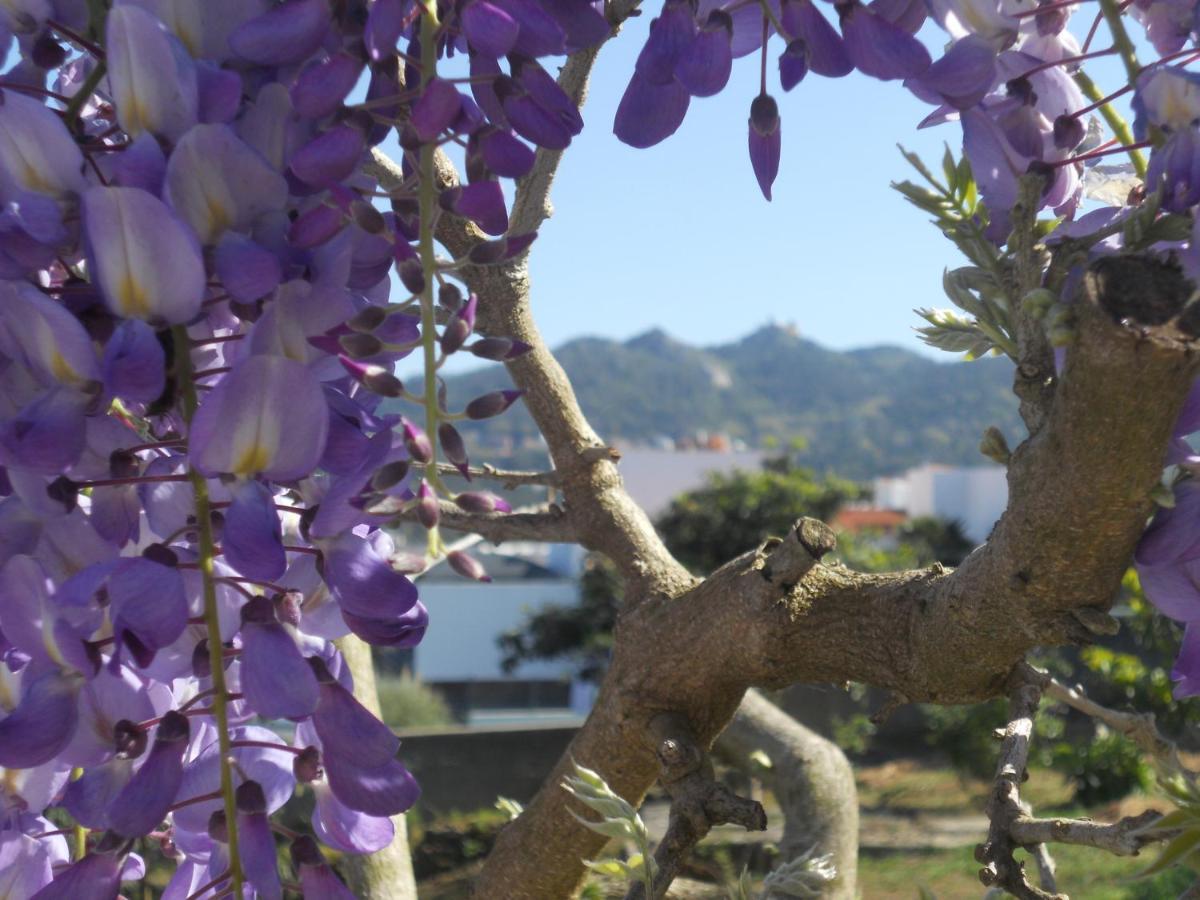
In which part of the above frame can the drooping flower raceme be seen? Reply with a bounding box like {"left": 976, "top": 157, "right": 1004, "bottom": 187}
{"left": 0, "top": 0, "right": 565, "bottom": 893}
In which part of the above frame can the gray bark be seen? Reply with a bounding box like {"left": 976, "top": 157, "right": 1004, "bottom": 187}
{"left": 717, "top": 690, "right": 858, "bottom": 899}
{"left": 336, "top": 635, "right": 419, "bottom": 900}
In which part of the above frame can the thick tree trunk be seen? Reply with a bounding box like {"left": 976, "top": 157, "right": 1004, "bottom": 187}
{"left": 336, "top": 635, "right": 419, "bottom": 900}
{"left": 717, "top": 690, "right": 858, "bottom": 899}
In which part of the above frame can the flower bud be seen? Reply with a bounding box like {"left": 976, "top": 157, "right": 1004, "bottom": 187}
{"left": 468, "top": 337, "right": 533, "bottom": 361}
{"left": 401, "top": 418, "right": 433, "bottom": 463}
{"left": 1021, "top": 287, "right": 1057, "bottom": 319}
{"left": 448, "top": 550, "right": 491, "bottom": 582}
{"left": 440, "top": 293, "right": 479, "bottom": 355}
{"left": 1052, "top": 114, "right": 1084, "bottom": 150}
{"left": 293, "top": 746, "right": 323, "bottom": 783}
{"left": 348, "top": 305, "right": 389, "bottom": 332}
{"left": 454, "top": 491, "right": 512, "bottom": 514}
{"left": 339, "top": 356, "right": 404, "bottom": 396}
{"left": 371, "top": 460, "right": 411, "bottom": 491}
{"left": 416, "top": 481, "right": 440, "bottom": 529}
{"left": 465, "top": 389, "right": 524, "bottom": 420}
{"left": 192, "top": 638, "right": 211, "bottom": 678}
{"left": 439, "top": 283, "right": 464, "bottom": 312}
{"left": 339, "top": 332, "right": 384, "bottom": 359}
{"left": 438, "top": 423, "right": 470, "bottom": 479}
{"left": 398, "top": 258, "right": 426, "bottom": 295}
{"left": 113, "top": 720, "right": 148, "bottom": 760}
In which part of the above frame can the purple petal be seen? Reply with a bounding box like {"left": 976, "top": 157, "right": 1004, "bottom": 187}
{"left": 294, "top": 837, "right": 356, "bottom": 897}
{"left": 323, "top": 532, "right": 420, "bottom": 619}
{"left": 197, "top": 61, "right": 243, "bottom": 124}
{"left": 0, "top": 89, "right": 86, "bottom": 198}
{"left": 366, "top": 0, "right": 406, "bottom": 61}
{"left": 106, "top": 5, "right": 198, "bottom": 140}
{"left": 289, "top": 124, "right": 365, "bottom": 188}
{"left": 614, "top": 70, "right": 690, "bottom": 148}
{"left": 411, "top": 78, "right": 463, "bottom": 143}
{"left": 1137, "top": 481, "right": 1200, "bottom": 566}
{"left": 778, "top": 40, "right": 808, "bottom": 91}
{"left": 222, "top": 481, "right": 286, "bottom": 582}
{"left": 839, "top": 1, "right": 931, "bottom": 80}
{"left": 446, "top": 181, "right": 509, "bottom": 236}
{"left": 108, "top": 557, "right": 189, "bottom": 667}
{"left": 108, "top": 710, "right": 189, "bottom": 837}
{"left": 312, "top": 782, "right": 394, "bottom": 853}
{"left": 62, "top": 757, "right": 134, "bottom": 829}
{"left": 478, "top": 128, "right": 536, "bottom": 178}
{"left": 636, "top": 0, "right": 696, "bottom": 84}
{"left": 0, "top": 389, "right": 88, "bottom": 475}
{"left": 102, "top": 319, "right": 165, "bottom": 405}
{"left": 541, "top": 0, "right": 610, "bottom": 51}
{"left": 189, "top": 354, "right": 330, "bottom": 482}
{"left": 0, "top": 669, "right": 79, "bottom": 768}
{"left": 324, "top": 751, "right": 420, "bottom": 817}
{"left": 508, "top": 0, "right": 567, "bottom": 56}
{"left": 462, "top": 1, "right": 520, "bottom": 57}
{"left": 675, "top": 14, "right": 732, "bottom": 97}
{"left": 239, "top": 596, "right": 320, "bottom": 720}
{"left": 166, "top": 123, "right": 289, "bottom": 245}
{"left": 214, "top": 233, "right": 283, "bottom": 303}
{"left": 311, "top": 659, "right": 400, "bottom": 768}
{"left": 291, "top": 53, "right": 363, "bottom": 119}
{"left": 1138, "top": 557, "right": 1200, "bottom": 623}
{"left": 237, "top": 782, "right": 282, "bottom": 900}
{"left": 29, "top": 851, "right": 122, "bottom": 900}
{"left": 342, "top": 601, "right": 428, "bottom": 648}
{"left": 110, "top": 133, "right": 166, "bottom": 194}
{"left": 173, "top": 726, "right": 297, "bottom": 834}
{"left": 229, "top": 0, "right": 330, "bottom": 66}
{"left": 906, "top": 34, "right": 996, "bottom": 109}
{"left": 82, "top": 186, "right": 206, "bottom": 324}
{"left": 1175, "top": 620, "right": 1200, "bottom": 697}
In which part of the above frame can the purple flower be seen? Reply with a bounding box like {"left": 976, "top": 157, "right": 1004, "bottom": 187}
{"left": 780, "top": 0, "right": 852, "bottom": 77}
{"left": 748, "top": 93, "right": 781, "bottom": 201}
{"left": 463, "top": 2, "right": 521, "bottom": 57}
{"left": 290, "top": 124, "right": 367, "bottom": 188}
{"left": 464, "top": 389, "right": 524, "bottom": 420}
{"left": 906, "top": 34, "right": 996, "bottom": 110}
{"left": 165, "top": 124, "right": 289, "bottom": 245}
{"left": 614, "top": 71, "right": 690, "bottom": 149}
{"left": 838, "top": 0, "right": 931, "bottom": 80}
{"left": 676, "top": 11, "right": 733, "bottom": 97}
{"left": 292, "top": 834, "right": 357, "bottom": 897}
{"left": 0, "top": 669, "right": 80, "bottom": 768}
{"left": 109, "top": 556, "right": 190, "bottom": 668}
{"left": 81, "top": 186, "right": 206, "bottom": 325}
{"left": 29, "top": 844, "right": 124, "bottom": 900}
{"left": 107, "top": 710, "right": 189, "bottom": 837}
{"left": 102, "top": 320, "right": 165, "bottom": 405}
{"left": 438, "top": 423, "right": 471, "bottom": 479}
{"left": 311, "top": 782, "right": 395, "bottom": 853}
{"left": 292, "top": 53, "right": 364, "bottom": 120}
{"left": 0, "top": 89, "right": 86, "bottom": 199}
{"left": 229, "top": 0, "right": 331, "bottom": 66}
{"left": 189, "top": 354, "right": 330, "bottom": 481}
{"left": 222, "top": 481, "right": 286, "bottom": 582}
{"left": 237, "top": 780, "right": 283, "bottom": 900}
{"left": 106, "top": 5, "right": 198, "bottom": 141}
{"left": 214, "top": 233, "right": 283, "bottom": 303}
{"left": 239, "top": 595, "right": 320, "bottom": 720}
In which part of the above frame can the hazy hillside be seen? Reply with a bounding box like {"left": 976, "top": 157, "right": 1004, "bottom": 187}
{"left": 408, "top": 325, "right": 1023, "bottom": 480}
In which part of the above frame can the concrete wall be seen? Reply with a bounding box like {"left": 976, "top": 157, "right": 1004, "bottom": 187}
{"left": 414, "top": 580, "right": 580, "bottom": 682}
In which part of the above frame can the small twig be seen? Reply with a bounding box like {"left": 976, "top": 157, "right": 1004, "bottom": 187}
{"left": 1022, "top": 663, "right": 1187, "bottom": 773}
{"left": 434, "top": 461, "right": 561, "bottom": 488}
{"left": 1009, "top": 811, "right": 1164, "bottom": 856}
{"left": 624, "top": 713, "right": 767, "bottom": 900}
{"left": 977, "top": 669, "right": 1064, "bottom": 900}
{"left": 380, "top": 500, "right": 576, "bottom": 543}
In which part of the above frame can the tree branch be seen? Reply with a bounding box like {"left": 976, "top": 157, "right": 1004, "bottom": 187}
{"left": 381, "top": 500, "right": 577, "bottom": 543}
{"left": 1009, "top": 811, "right": 1164, "bottom": 857}
{"left": 473, "top": 256, "right": 1200, "bottom": 897}
{"left": 623, "top": 713, "right": 766, "bottom": 900}
{"left": 433, "top": 461, "right": 561, "bottom": 488}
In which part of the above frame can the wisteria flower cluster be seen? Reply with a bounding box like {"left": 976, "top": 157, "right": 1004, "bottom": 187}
{"left": 0, "top": 0, "right": 588, "bottom": 894}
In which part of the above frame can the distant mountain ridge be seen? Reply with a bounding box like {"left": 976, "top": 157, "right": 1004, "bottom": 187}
{"left": 424, "top": 324, "right": 1023, "bottom": 480}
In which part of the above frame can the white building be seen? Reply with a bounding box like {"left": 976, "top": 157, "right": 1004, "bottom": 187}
{"left": 874, "top": 463, "right": 1007, "bottom": 544}
{"left": 614, "top": 448, "right": 767, "bottom": 519}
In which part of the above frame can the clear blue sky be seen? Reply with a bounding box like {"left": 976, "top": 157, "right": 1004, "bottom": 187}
{"left": 381, "top": 13, "right": 1138, "bottom": 365}
{"left": 528, "top": 15, "right": 957, "bottom": 356}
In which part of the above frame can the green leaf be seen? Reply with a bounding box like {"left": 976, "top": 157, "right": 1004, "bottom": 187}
{"left": 942, "top": 145, "right": 958, "bottom": 193}
{"left": 1135, "top": 827, "right": 1200, "bottom": 879}
{"left": 1135, "top": 808, "right": 1200, "bottom": 835}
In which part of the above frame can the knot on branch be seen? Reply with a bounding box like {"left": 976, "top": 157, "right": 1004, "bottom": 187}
{"left": 758, "top": 518, "right": 835, "bottom": 591}
{"left": 1088, "top": 256, "right": 1196, "bottom": 332}
{"left": 627, "top": 714, "right": 766, "bottom": 900}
